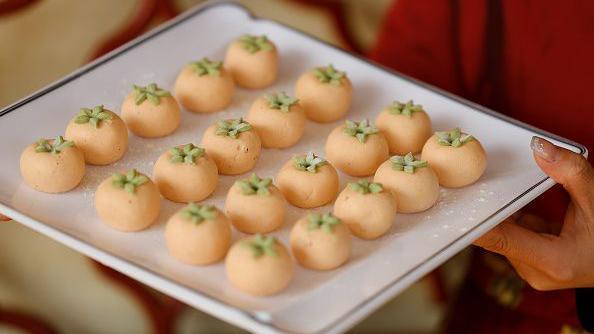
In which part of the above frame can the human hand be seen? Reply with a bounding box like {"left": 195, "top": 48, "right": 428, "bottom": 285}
{"left": 0, "top": 214, "right": 10, "bottom": 221}
{"left": 474, "top": 136, "right": 594, "bottom": 290}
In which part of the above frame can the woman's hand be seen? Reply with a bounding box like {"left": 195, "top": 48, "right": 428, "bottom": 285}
{"left": 474, "top": 136, "right": 594, "bottom": 290}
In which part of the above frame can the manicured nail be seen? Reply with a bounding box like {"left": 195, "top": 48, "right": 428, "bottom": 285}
{"left": 530, "top": 136, "right": 558, "bottom": 162}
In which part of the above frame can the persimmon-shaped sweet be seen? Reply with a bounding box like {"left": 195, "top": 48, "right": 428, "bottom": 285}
{"left": 421, "top": 128, "right": 487, "bottom": 188}
{"left": 153, "top": 144, "right": 218, "bottom": 203}
{"left": 65, "top": 105, "right": 128, "bottom": 165}
{"left": 174, "top": 58, "right": 235, "bottom": 113}
{"left": 20, "top": 136, "right": 85, "bottom": 193}
{"left": 224, "top": 34, "right": 278, "bottom": 89}
{"left": 225, "top": 234, "right": 293, "bottom": 296}
{"left": 121, "top": 83, "right": 180, "bottom": 138}
{"left": 325, "top": 120, "right": 389, "bottom": 176}
{"left": 375, "top": 100, "right": 433, "bottom": 154}
{"left": 276, "top": 152, "right": 339, "bottom": 208}
{"left": 295, "top": 64, "right": 352, "bottom": 123}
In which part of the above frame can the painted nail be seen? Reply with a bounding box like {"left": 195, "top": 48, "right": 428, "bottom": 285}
{"left": 530, "top": 136, "right": 558, "bottom": 162}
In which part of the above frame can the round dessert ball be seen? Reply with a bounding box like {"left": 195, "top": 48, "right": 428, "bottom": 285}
{"left": 276, "top": 152, "right": 339, "bottom": 208}
{"left": 174, "top": 58, "right": 235, "bottom": 113}
{"left": 95, "top": 169, "right": 161, "bottom": 232}
{"left": 201, "top": 118, "right": 261, "bottom": 175}
{"left": 290, "top": 212, "right": 351, "bottom": 270}
{"left": 65, "top": 105, "right": 128, "bottom": 165}
{"left": 421, "top": 128, "right": 487, "bottom": 188}
{"left": 375, "top": 100, "right": 433, "bottom": 155}
{"left": 165, "top": 203, "right": 231, "bottom": 265}
{"left": 225, "top": 234, "right": 293, "bottom": 296}
{"left": 153, "top": 144, "right": 218, "bottom": 203}
{"left": 245, "top": 92, "right": 306, "bottom": 148}
{"left": 325, "top": 120, "right": 389, "bottom": 176}
{"left": 295, "top": 64, "right": 352, "bottom": 123}
{"left": 224, "top": 174, "right": 286, "bottom": 234}
{"left": 121, "top": 83, "right": 180, "bottom": 138}
{"left": 333, "top": 180, "right": 396, "bottom": 240}
{"left": 224, "top": 34, "right": 278, "bottom": 89}
{"left": 19, "top": 136, "right": 85, "bottom": 193}
{"left": 374, "top": 153, "right": 440, "bottom": 213}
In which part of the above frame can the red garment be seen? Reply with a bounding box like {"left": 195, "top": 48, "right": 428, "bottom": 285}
{"left": 370, "top": 0, "right": 594, "bottom": 333}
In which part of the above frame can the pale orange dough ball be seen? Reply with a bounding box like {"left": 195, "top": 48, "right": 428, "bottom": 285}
{"left": 325, "top": 121, "right": 389, "bottom": 176}
{"left": 290, "top": 213, "right": 351, "bottom": 270}
{"left": 333, "top": 181, "right": 396, "bottom": 240}
{"left": 225, "top": 235, "right": 293, "bottom": 296}
{"left": 375, "top": 102, "right": 433, "bottom": 155}
{"left": 19, "top": 137, "right": 85, "bottom": 193}
{"left": 276, "top": 153, "right": 339, "bottom": 208}
{"left": 421, "top": 130, "right": 487, "bottom": 188}
{"left": 224, "top": 35, "right": 278, "bottom": 89}
{"left": 224, "top": 174, "right": 286, "bottom": 234}
{"left": 245, "top": 94, "right": 306, "bottom": 148}
{"left": 95, "top": 170, "right": 161, "bottom": 232}
{"left": 174, "top": 58, "right": 235, "bottom": 113}
{"left": 201, "top": 119, "right": 261, "bottom": 175}
{"left": 165, "top": 204, "right": 231, "bottom": 265}
{"left": 152, "top": 144, "right": 218, "bottom": 203}
{"left": 65, "top": 107, "right": 128, "bottom": 165}
{"left": 295, "top": 65, "right": 352, "bottom": 123}
{"left": 121, "top": 84, "right": 180, "bottom": 138}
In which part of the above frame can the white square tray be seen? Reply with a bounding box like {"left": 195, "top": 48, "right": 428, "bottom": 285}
{"left": 0, "top": 2, "right": 587, "bottom": 333}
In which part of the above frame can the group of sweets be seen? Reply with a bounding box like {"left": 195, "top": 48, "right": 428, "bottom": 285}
{"left": 18, "top": 34, "right": 487, "bottom": 296}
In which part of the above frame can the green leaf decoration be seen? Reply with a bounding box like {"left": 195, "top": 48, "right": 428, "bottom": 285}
{"left": 343, "top": 119, "right": 379, "bottom": 143}
{"left": 435, "top": 127, "right": 474, "bottom": 147}
{"left": 133, "top": 83, "right": 171, "bottom": 106}
{"left": 236, "top": 173, "right": 272, "bottom": 196}
{"left": 388, "top": 100, "right": 423, "bottom": 117}
{"left": 390, "top": 152, "right": 428, "bottom": 174}
{"left": 293, "top": 152, "right": 327, "bottom": 173}
{"left": 34, "top": 136, "right": 74, "bottom": 155}
{"left": 265, "top": 92, "right": 299, "bottom": 113}
{"left": 111, "top": 169, "right": 148, "bottom": 194}
{"left": 308, "top": 212, "right": 342, "bottom": 234}
{"left": 348, "top": 179, "right": 383, "bottom": 194}
{"left": 74, "top": 105, "right": 112, "bottom": 129}
{"left": 169, "top": 143, "right": 205, "bottom": 165}
{"left": 239, "top": 34, "right": 273, "bottom": 54}
{"left": 244, "top": 234, "right": 277, "bottom": 258}
{"left": 179, "top": 203, "right": 218, "bottom": 224}
{"left": 313, "top": 64, "right": 345, "bottom": 86}
{"left": 189, "top": 58, "right": 222, "bottom": 76}
{"left": 215, "top": 118, "right": 252, "bottom": 139}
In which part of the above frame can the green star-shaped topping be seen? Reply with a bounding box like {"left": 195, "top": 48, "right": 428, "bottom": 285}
{"left": 265, "top": 92, "right": 299, "bottom": 113}
{"left": 179, "top": 203, "right": 218, "bottom": 224}
{"left": 293, "top": 152, "right": 327, "bottom": 173}
{"left": 343, "top": 119, "right": 379, "bottom": 143}
{"left": 239, "top": 34, "right": 273, "bottom": 54}
{"left": 169, "top": 143, "right": 205, "bottom": 165}
{"left": 133, "top": 83, "right": 171, "bottom": 106}
{"left": 111, "top": 169, "right": 148, "bottom": 194}
{"left": 308, "top": 212, "right": 342, "bottom": 234}
{"left": 74, "top": 105, "right": 112, "bottom": 129}
{"left": 388, "top": 100, "right": 423, "bottom": 117}
{"left": 34, "top": 136, "right": 74, "bottom": 154}
{"left": 236, "top": 174, "right": 272, "bottom": 196}
{"left": 313, "top": 64, "right": 345, "bottom": 86}
{"left": 435, "top": 128, "right": 474, "bottom": 147}
{"left": 189, "top": 58, "right": 222, "bottom": 76}
{"left": 244, "top": 234, "right": 277, "bottom": 258}
{"left": 348, "top": 179, "right": 383, "bottom": 194}
{"left": 215, "top": 118, "right": 252, "bottom": 139}
{"left": 390, "top": 152, "right": 428, "bottom": 174}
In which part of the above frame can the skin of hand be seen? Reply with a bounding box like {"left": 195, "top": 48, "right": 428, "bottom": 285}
{"left": 474, "top": 136, "right": 594, "bottom": 290}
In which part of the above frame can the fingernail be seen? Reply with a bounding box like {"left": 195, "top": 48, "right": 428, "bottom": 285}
{"left": 530, "top": 136, "right": 558, "bottom": 162}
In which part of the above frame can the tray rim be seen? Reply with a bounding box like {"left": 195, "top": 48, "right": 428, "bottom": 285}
{"left": 0, "top": 1, "right": 588, "bottom": 334}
